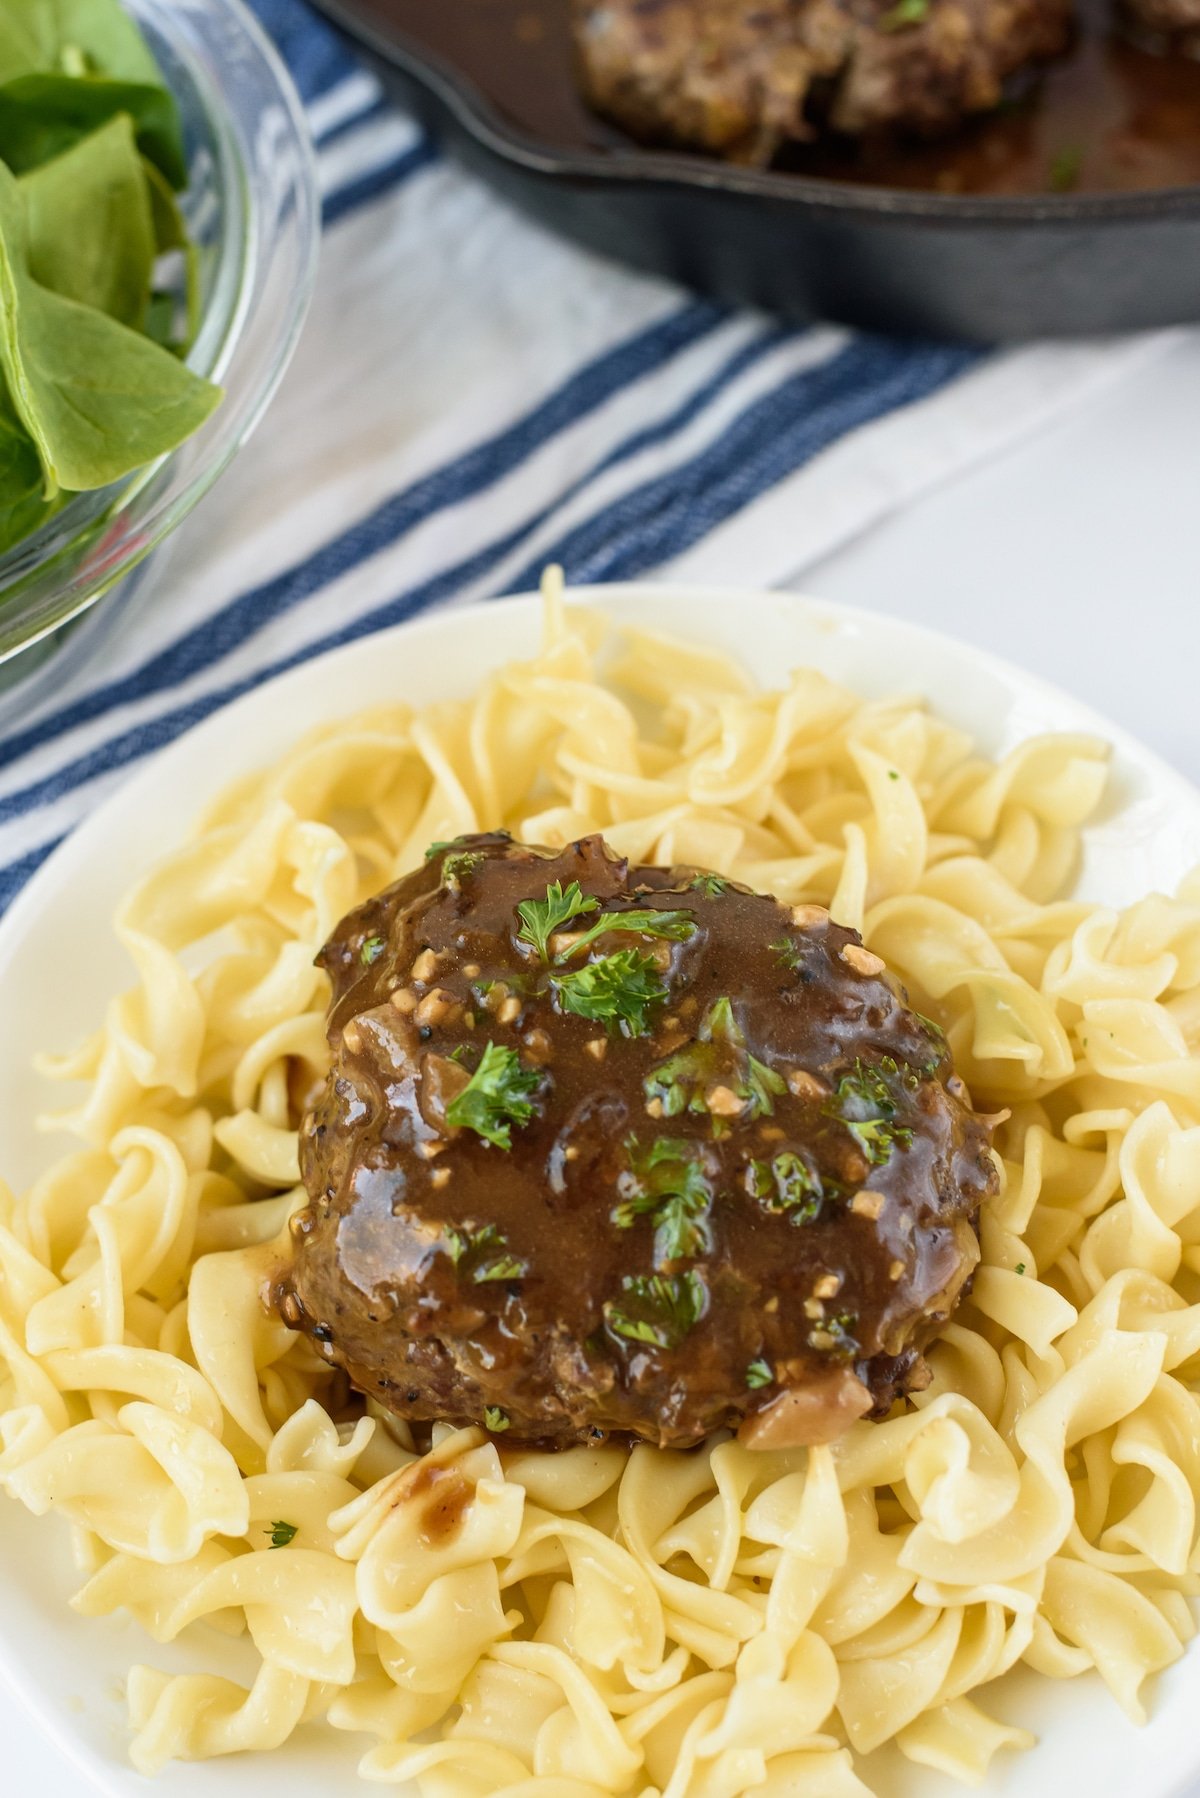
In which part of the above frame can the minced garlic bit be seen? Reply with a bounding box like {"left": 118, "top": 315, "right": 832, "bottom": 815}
{"left": 391, "top": 987, "right": 418, "bottom": 1013}
{"left": 410, "top": 948, "right": 440, "bottom": 984}
{"left": 786, "top": 1067, "right": 827, "bottom": 1101}
{"left": 813, "top": 1273, "right": 842, "bottom": 1299}
{"left": 497, "top": 995, "right": 522, "bottom": 1025}
{"left": 791, "top": 903, "right": 829, "bottom": 928}
{"left": 585, "top": 1038, "right": 608, "bottom": 1062}
{"left": 707, "top": 1084, "right": 744, "bottom": 1118}
{"left": 342, "top": 1021, "right": 364, "bottom": 1055}
{"left": 804, "top": 1297, "right": 825, "bottom": 1320}
{"left": 840, "top": 944, "right": 886, "bottom": 977}
{"left": 430, "top": 1166, "right": 451, "bottom": 1190}
{"left": 888, "top": 1259, "right": 905, "bottom": 1281}
{"left": 851, "top": 1190, "right": 885, "bottom": 1220}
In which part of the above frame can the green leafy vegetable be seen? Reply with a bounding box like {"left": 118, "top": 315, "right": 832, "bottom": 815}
{"left": 559, "top": 904, "right": 696, "bottom": 961}
{"left": 551, "top": 948, "right": 667, "bottom": 1038}
{"left": 745, "top": 1358, "right": 773, "bottom": 1389}
{"left": 483, "top": 1406, "right": 510, "bottom": 1433}
{"left": 0, "top": 161, "right": 219, "bottom": 498}
{"left": 605, "top": 1270, "right": 707, "bottom": 1351}
{"left": 444, "top": 1220, "right": 528, "bottom": 1284}
{"left": 1049, "top": 146, "right": 1082, "bottom": 193}
{"left": 443, "top": 850, "right": 483, "bottom": 884}
{"left": 879, "top": 0, "right": 931, "bottom": 28}
{"left": 826, "top": 1059, "right": 914, "bottom": 1167}
{"left": 359, "top": 934, "right": 385, "bottom": 966}
{"left": 810, "top": 1310, "right": 860, "bottom": 1358}
{"left": 1015, "top": 1262, "right": 1026, "bottom": 1276}
{"left": 0, "top": 0, "right": 186, "bottom": 183}
{"left": 516, "top": 878, "right": 599, "bottom": 961}
{"left": 265, "top": 1520, "right": 298, "bottom": 1549}
{"left": 745, "top": 1151, "right": 823, "bottom": 1225}
{"left": 644, "top": 996, "right": 785, "bottom": 1121}
{"left": 444, "top": 1040, "right": 540, "bottom": 1150}
{"left": 20, "top": 113, "right": 152, "bottom": 327}
{"left": 771, "top": 936, "right": 814, "bottom": 977}
{"left": 612, "top": 1136, "right": 713, "bottom": 1266}
{"left": 690, "top": 873, "right": 731, "bottom": 898}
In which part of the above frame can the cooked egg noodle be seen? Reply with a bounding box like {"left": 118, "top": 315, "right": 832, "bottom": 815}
{"left": 4, "top": 576, "right": 1200, "bottom": 1792}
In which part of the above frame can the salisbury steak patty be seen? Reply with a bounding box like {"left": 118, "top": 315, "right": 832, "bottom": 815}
{"left": 280, "top": 832, "right": 997, "bottom": 1450}
{"left": 572, "top": 0, "right": 1074, "bottom": 158}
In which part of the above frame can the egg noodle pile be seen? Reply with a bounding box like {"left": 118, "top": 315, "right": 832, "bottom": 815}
{"left": 4, "top": 582, "right": 1200, "bottom": 1795}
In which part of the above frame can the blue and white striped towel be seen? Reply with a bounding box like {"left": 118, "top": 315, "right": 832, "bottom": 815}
{"left": 0, "top": 0, "right": 1178, "bottom": 914}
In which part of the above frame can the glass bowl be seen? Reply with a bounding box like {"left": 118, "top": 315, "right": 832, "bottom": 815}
{"left": 0, "top": 0, "right": 320, "bottom": 690}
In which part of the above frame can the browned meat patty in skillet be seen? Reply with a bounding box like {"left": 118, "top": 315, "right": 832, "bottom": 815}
{"left": 571, "top": 0, "right": 1074, "bottom": 159}
{"left": 278, "top": 832, "right": 997, "bottom": 1451}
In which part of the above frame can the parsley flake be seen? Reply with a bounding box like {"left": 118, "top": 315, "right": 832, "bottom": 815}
{"left": 444, "top": 1041, "right": 540, "bottom": 1149}
{"left": 746, "top": 1151, "right": 823, "bottom": 1225}
{"left": 425, "top": 836, "right": 470, "bottom": 859}
{"left": 561, "top": 905, "right": 696, "bottom": 961}
{"left": 552, "top": 948, "right": 667, "bottom": 1038}
{"left": 266, "top": 1520, "right": 298, "bottom": 1549}
{"left": 360, "top": 935, "right": 386, "bottom": 966}
{"left": 691, "top": 873, "right": 732, "bottom": 898}
{"left": 516, "top": 879, "right": 600, "bottom": 961}
{"left": 443, "top": 850, "right": 484, "bottom": 883}
{"left": 1049, "top": 146, "right": 1082, "bottom": 192}
{"left": 1015, "top": 1262, "right": 1027, "bottom": 1276}
{"left": 605, "top": 1270, "right": 707, "bottom": 1351}
{"left": 746, "top": 1358, "right": 773, "bottom": 1390}
{"left": 613, "top": 1136, "right": 714, "bottom": 1265}
{"left": 771, "top": 936, "right": 813, "bottom": 975}
{"left": 810, "top": 1310, "right": 860, "bottom": 1358}
{"left": 826, "top": 1059, "right": 915, "bottom": 1167}
{"left": 444, "top": 1221, "right": 528, "bottom": 1283}
{"left": 644, "top": 996, "right": 785, "bottom": 1122}
{"left": 880, "top": 0, "right": 930, "bottom": 28}
{"left": 484, "top": 1406, "right": 511, "bottom": 1432}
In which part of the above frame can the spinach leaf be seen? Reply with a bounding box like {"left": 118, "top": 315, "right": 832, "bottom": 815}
{"left": 0, "top": 162, "right": 219, "bottom": 497}
{"left": 0, "top": 375, "right": 55, "bottom": 552}
{"left": 141, "top": 158, "right": 198, "bottom": 354}
{"left": 0, "top": 0, "right": 165, "bottom": 86}
{"left": 0, "top": 73, "right": 184, "bottom": 187}
{"left": 0, "top": 0, "right": 184, "bottom": 184}
{"left": 19, "top": 113, "right": 153, "bottom": 329}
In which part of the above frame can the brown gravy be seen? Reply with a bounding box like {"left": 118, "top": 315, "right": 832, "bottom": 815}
{"left": 344, "top": 0, "right": 1200, "bottom": 194}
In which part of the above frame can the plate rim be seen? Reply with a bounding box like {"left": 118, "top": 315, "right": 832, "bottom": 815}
{"left": 4, "top": 580, "right": 1200, "bottom": 1796}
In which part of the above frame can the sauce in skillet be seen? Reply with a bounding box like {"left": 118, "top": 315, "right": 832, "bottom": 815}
{"left": 339, "top": 0, "right": 1200, "bottom": 194}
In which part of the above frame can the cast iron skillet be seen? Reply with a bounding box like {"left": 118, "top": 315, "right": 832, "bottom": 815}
{"left": 311, "top": 0, "right": 1200, "bottom": 341}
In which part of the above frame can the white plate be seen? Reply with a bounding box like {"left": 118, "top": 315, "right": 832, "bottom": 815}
{"left": 3, "top": 585, "right": 1200, "bottom": 1798}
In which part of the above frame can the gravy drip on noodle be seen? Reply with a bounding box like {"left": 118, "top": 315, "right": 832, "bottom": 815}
{"left": 3, "top": 582, "right": 1200, "bottom": 1791}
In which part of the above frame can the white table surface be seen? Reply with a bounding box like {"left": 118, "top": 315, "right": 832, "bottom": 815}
{"left": 4, "top": 326, "right": 1199, "bottom": 1787}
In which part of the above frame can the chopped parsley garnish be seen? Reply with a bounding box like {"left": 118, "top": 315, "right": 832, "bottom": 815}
{"left": 746, "top": 1151, "right": 823, "bottom": 1225}
{"left": 811, "top": 1310, "right": 860, "bottom": 1358}
{"left": 691, "top": 873, "right": 732, "bottom": 898}
{"left": 562, "top": 905, "right": 696, "bottom": 961}
{"left": 516, "top": 878, "right": 599, "bottom": 961}
{"left": 826, "top": 1059, "right": 914, "bottom": 1167}
{"left": 644, "top": 996, "right": 785, "bottom": 1122}
{"left": 425, "top": 836, "right": 471, "bottom": 859}
{"left": 771, "top": 936, "right": 812, "bottom": 975}
{"left": 483, "top": 1406, "right": 511, "bottom": 1432}
{"left": 1049, "top": 146, "right": 1082, "bottom": 192}
{"left": 613, "top": 1136, "right": 713, "bottom": 1265}
{"left": 360, "top": 935, "right": 386, "bottom": 966}
{"left": 1015, "top": 1262, "right": 1027, "bottom": 1276}
{"left": 443, "top": 850, "right": 484, "bottom": 883}
{"left": 444, "top": 1041, "right": 540, "bottom": 1149}
{"left": 605, "top": 1270, "right": 707, "bottom": 1350}
{"left": 552, "top": 948, "right": 667, "bottom": 1038}
{"left": 888, "top": 769, "right": 900, "bottom": 781}
{"left": 444, "top": 1221, "right": 528, "bottom": 1283}
{"left": 265, "top": 1520, "right": 298, "bottom": 1549}
{"left": 746, "top": 1358, "right": 773, "bottom": 1390}
{"left": 880, "top": 0, "right": 930, "bottom": 28}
